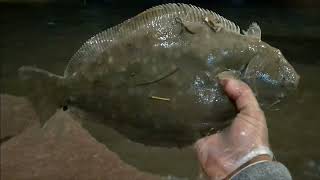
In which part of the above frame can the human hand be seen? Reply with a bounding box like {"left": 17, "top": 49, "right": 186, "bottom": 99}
{"left": 195, "top": 78, "right": 273, "bottom": 180}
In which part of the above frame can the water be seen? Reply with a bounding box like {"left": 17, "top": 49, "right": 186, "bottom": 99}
{"left": 1, "top": 4, "right": 320, "bottom": 179}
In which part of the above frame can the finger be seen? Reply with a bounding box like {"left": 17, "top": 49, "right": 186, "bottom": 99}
{"left": 194, "top": 136, "right": 208, "bottom": 152}
{"left": 194, "top": 138, "right": 207, "bottom": 160}
{"left": 219, "top": 78, "right": 262, "bottom": 117}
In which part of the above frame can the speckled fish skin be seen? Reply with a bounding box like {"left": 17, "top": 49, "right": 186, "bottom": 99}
{"left": 19, "top": 4, "right": 299, "bottom": 147}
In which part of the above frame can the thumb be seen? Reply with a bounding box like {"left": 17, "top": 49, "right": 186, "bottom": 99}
{"left": 219, "top": 78, "right": 263, "bottom": 119}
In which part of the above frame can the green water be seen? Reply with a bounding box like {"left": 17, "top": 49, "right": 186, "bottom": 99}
{"left": 1, "top": 4, "right": 319, "bottom": 179}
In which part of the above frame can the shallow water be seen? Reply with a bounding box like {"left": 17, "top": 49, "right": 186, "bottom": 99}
{"left": 1, "top": 4, "right": 320, "bottom": 179}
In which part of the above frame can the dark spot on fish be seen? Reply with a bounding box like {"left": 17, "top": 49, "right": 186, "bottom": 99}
{"left": 62, "top": 105, "right": 68, "bottom": 111}
{"left": 126, "top": 43, "right": 134, "bottom": 48}
{"left": 127, "top": 62, "right": 141, "bottom": 78}
{"left": 61, "top": 98, "right": 70, "bottom": 111}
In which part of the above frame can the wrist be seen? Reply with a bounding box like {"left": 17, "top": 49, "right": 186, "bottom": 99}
{"left": 203, "top": 146, "right": 273, "bottom": 180}
{"left": 227, "top": 154, "right": 273, "bottom": 179}
{"left": 232, "top": 146, "right": 273, "bottom": 169}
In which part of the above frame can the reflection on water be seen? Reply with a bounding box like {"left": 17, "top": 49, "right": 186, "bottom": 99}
{"left": 266, "top": 63, "right": 320, "bottom": 180}
{"left": 1, "top": 4, "right": 320, "bottom": 179}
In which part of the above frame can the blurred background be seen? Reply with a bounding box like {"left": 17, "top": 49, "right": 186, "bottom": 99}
{"left": 1, "top": 0, "right": 320, "bottom": 7}
{"left": 1, "top": 0, "right": 320, "bottom": 179}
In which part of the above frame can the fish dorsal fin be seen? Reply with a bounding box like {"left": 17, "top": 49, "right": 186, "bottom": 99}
{"left": 65, "top": 3, "right": 241, "bottom": 76}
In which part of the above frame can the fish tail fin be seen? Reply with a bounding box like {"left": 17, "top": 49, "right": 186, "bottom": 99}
{"left": 18, "top": 66, "right": 67, "bottom": 125}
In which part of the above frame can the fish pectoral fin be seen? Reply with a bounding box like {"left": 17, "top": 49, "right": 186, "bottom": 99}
{"left": 243, "top": 54, "right": 265, "bottom": 79}
{"left": 242, "top": 22, "right": 261, "bottom": 40}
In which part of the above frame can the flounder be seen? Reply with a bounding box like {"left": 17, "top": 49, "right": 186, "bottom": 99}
{"left": 19, "top": 3, "right": 299, "bottom": 147}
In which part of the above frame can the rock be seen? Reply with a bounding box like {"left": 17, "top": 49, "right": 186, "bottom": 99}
{"left": 0, "top": 110, "right": 161, "bottom": 180}
{"left": 0, "top": 94, "right": 40, "bottom": 141}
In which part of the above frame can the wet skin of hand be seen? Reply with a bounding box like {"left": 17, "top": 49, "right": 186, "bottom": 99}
{"left": 195, "top": 78, "right": 271, "bottom": 179}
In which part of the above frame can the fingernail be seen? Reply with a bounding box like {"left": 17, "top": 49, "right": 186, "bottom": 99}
{"left": 217, "top": 73, "right": 234, "bottom": 86}
{"left": 219, "top": 78, "right": 229, "bottom": 86}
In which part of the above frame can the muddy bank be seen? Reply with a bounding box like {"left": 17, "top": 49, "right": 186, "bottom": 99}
{"left": 0, "top": 108, "right": 163, "bottom": 180}
{"left": 0, "top": 94, "right": 39, "bottom": 143}
{"left": 0, "top": 94, "right": 197, "bottom": 179}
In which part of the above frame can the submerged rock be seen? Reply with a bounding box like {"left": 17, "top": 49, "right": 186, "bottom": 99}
{"left": 0, "top": 94, "right": 39, "bottom": 142}
{"left": 0, "top": 110, "right": 161, "bottom": 180}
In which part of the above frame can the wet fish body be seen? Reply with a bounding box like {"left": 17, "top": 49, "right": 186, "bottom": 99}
{"left": 19, "top": 4, "right": 299, "bottom": 147}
